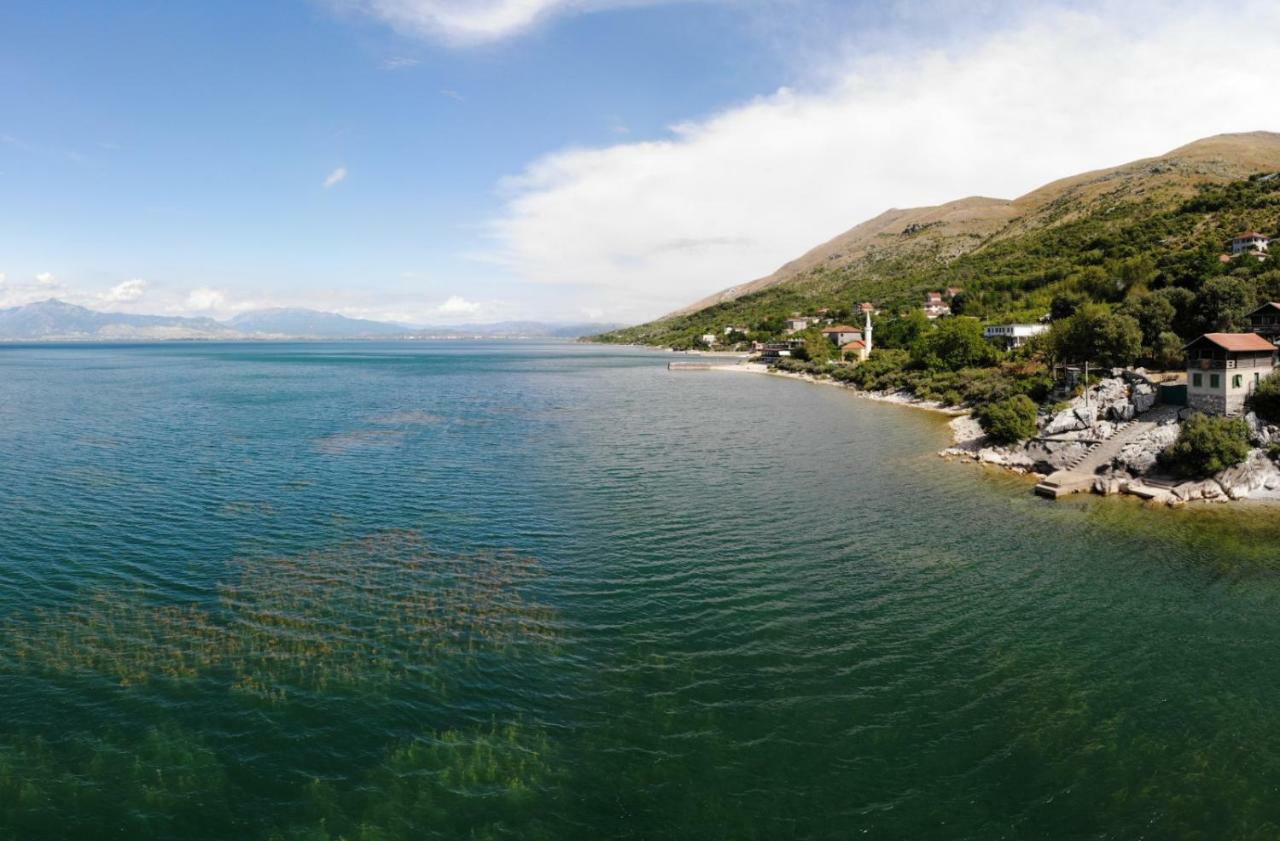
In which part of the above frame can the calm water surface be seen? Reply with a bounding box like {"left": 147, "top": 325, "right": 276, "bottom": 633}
{"left": 3, "top": 341, "right": 1280, "bottom": 839}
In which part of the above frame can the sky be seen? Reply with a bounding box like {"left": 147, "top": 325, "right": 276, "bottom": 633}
{"left": 0, "top": 0, "right": 1277, "bottom": 325}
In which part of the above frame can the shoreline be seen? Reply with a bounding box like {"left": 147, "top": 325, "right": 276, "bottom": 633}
{"left": 698, "top": 361, "right": 1280, "bottom": 508}
{"left": 704, "top": 361, "right": 967, "bottom": 417}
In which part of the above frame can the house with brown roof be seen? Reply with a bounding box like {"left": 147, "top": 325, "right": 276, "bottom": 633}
{"left": 821, "top": 325, "right": 862, "bottom": 346}
{"left": 1184, "top": 333, "right": 1277, "bottom": 415}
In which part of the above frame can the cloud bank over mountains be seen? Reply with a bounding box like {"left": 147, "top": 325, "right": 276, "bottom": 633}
{"left": 482, "top": 0, "right": 1280, "bottom": 320}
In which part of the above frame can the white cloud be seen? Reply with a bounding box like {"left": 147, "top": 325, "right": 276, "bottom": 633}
{"left": 35, "top": 272, "right": 56, "bottom": 286}
{"left": 0, "top": 272, "right": 6, "bottom": 285}
{"left": 186, "top": 287, "right": 227, "bottom": 312}
{"left": 323, "top": 166, "right": 349, "bottom": 189}
{"left": 487, "top": 0, "right": 1280, "bottom": 321}
{"left": 436, "top": 295, "right": 482, "bottom": 316}
{"left": 338, "top": 0, "right": 674, "bottom": 44}
{"left": 99, "top": 278, "right": 148, "bottom": 304}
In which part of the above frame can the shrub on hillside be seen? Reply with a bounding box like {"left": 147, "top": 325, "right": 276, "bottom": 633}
{"left": 910, "top": 317, "right": 999, "bottom": 371}
{"left": 977, "top": 395, "right": 1039, "bottom": 445}
{"left": 1249, "top": 370, "right": 1280, "bottom": 424}
{"left": 1158, "top": 413, "right": 1251, "bottom": 479}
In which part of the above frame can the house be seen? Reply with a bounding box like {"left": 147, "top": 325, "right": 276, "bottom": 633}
{"left": 1183, "top": 333, "right": 1277, "bottom": 415}
{"left": 723, "top": 325, "right": 749, "bottom": 336}
{"left": 784, "top": 317, "right": 815, "bottom": 334}
{"left": 700, "top": 333, "right": 718, "bottom": 347}
{"left": 983, "top": 323, "right": 1048, "bottom": 349}
{"left": 923, "top": 292, "right": 950, "bottom": 319}
{"left": 1231, "top": 231, "right": 1270, "bottom": 256}
{"left": 1248, "top": 302, "right": 1280, "bottom": 340}
{"left": 756, "top": 340, "right": 804, "bottom": 363}
{"left": 821, "top": 325, "right": 862, "bottom": 346}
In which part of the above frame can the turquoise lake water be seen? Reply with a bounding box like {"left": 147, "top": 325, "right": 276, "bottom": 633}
{"left": 4, "top": 341, "right": 1280, "bottom": 839}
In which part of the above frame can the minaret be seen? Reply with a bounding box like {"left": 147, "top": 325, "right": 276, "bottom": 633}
{"left": 862, "top": 308, "right": 873, "bottom": 361}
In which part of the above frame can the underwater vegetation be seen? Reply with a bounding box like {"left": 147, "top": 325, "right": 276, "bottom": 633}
{"left": 0, "top": 532, "right": 567, "bottom": 839}
{"left": 2, "top": 531, "right": 559, "bottom": 700}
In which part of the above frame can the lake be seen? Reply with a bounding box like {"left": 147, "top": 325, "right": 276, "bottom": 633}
{"left": 3, "top": 341, "right": 1280, "bottom": 839}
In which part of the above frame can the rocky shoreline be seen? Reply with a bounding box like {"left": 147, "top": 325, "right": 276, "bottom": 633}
{"left": 941, "top": 368, "right": 1280, "bottom": 506}
{"left": 712, "top": 361, "right": 1280, "bottom": 506}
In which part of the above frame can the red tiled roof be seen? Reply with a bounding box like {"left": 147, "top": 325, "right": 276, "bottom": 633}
{"left": 1188, "top": 333, "right": 1277, "bottom": 352}
{"left": 841, "top": 341, "right": 866, "bottom": 351}
{"left": 1234, "top": 231, "right": 1269, "bottom": 239}
{"left": 822, "top": 325, "right": 858, "bottom": 333}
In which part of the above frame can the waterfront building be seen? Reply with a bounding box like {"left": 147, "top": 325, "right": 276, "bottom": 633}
{"left": 1183, "top": 332, "right": 1277, "bottom": 415}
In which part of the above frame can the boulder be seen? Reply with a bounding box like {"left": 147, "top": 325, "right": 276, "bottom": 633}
{"left": 1115, "top": 424, "right": 1180, "bottom": 475}
{"left": 1132, "top": 382, "right": 1157, "bottom": 414}
{"left": 1044, "top": 406, "right": 1094, "bottom": 435}
{"left": 1216, "top": 451, "right": 1280, "bottom": 500}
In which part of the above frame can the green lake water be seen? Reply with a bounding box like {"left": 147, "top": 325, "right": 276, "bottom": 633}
{"left": 3, "top": 341, "right": 1280, "bottom": 839}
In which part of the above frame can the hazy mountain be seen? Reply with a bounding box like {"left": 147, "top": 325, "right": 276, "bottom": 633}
{"left": 0, "top": 300, "right": 235, "bottom": 340}
{"left": 228, "top": 308, "right": 410, "bottom": 337}
{"left": 0, "top": 300, "right": 620, "bottom": 342}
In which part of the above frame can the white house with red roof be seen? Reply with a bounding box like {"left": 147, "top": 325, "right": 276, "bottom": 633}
{"left": 821, "top": 325, "right": 862, "bottom": 346}
{"left": 1184, "top": 332, "right": 1277, "bottom": 415}
{"left": 1230, "top": 231, "right": 1270, "bottom": 256}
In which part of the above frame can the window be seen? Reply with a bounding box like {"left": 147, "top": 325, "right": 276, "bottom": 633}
{"left": 1233, "top": 374, "right": 1242, "bottom": 388}
{"left": 1210, "top": 374, "right": 1220, "bottom": 389}
{"left": 1193, "top": 373, "right": 1202, "bottom": 387}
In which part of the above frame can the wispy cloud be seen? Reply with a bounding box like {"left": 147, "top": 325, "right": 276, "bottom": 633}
{"left": 334, "top": 0, "right": 678, "bottom": 45}
{"left": 35, "top": 272, "right": 57, "bottom": 286}
{"left": 440, "top": 88, "right": 465, "bottom": 102}
{"left": 380, "top": 55, "right": 421, "bottom": 69}
{"left": 323, "top": 166, "right": 349, "bottom": 189}
{"left": 486, "top": 0, "right": 1280, "bottom": 321}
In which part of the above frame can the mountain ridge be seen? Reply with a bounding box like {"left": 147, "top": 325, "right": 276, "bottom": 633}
{"left": 654, "top": 131, "right": 1280, "bottom": 327}
{"left": 0, "top": 300, "right": 616, "bottom": 341}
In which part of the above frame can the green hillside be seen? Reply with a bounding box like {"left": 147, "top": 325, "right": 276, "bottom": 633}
{"left": 596, "top": 134, "right": 1280, "bottom": 350}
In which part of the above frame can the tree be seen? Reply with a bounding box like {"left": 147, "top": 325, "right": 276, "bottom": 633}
{"left": 1150, "top": 331, "right": 1185, "bottom": 371}
{"left": 1159, "top": 413, "right": 1251, "bottom": 478}
{"left": 794, "top": 326, "right": 832, "bottom": 364}
{"left": 1152, "top": 286, "right": 1197, "bottom": 340}
{"left": 1195, "top": 276, "right": 1254, "bottom": 333}
{"left": 1049, "top": 305, "right": 1143, "bottom": 368}
{"left": 978, "top": 395, "right": 1039, "bottom": 445}
{"left": 910, "top": 317, "right": 999, "bottom": 371}
{"left": 1250, "top": 370, "right": 1280, "bottom": 424}
{"left": 875, "top": 310, "right": 930, "bottom": 350}
{"left": 1050, "top": 290, "right": 1087, "bottom": 321}
{"left": 1118, "top": 293, "right": 1175, "bottom": 347}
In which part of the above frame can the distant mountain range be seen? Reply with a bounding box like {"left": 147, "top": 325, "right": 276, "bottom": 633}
{"left": 0, "top": 300, "right": 619, "bottom": 342}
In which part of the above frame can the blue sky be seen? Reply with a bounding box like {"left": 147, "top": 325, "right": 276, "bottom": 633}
{"left": 1, "top": 1, "right": 1277, "bottom": 324}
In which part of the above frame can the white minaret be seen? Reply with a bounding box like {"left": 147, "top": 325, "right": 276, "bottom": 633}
{"left": 862, "top": 308, "right": 873, "bottom": 361}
